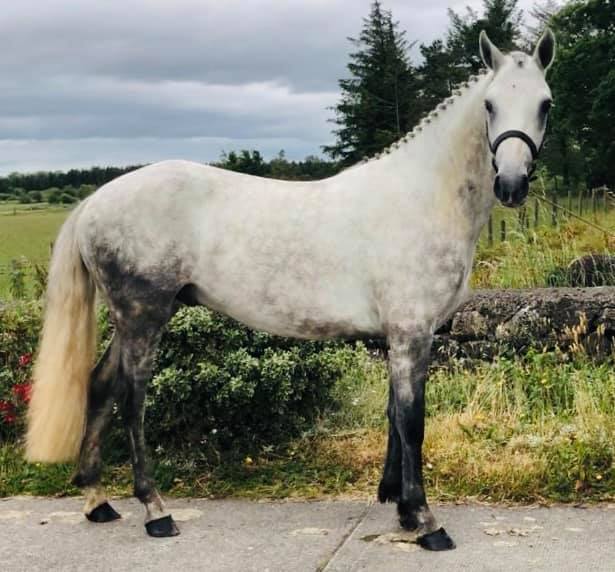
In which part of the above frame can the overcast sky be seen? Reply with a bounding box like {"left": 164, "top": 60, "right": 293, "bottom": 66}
{"left": 0, "top": 0, "right": 536, "bottom": 174}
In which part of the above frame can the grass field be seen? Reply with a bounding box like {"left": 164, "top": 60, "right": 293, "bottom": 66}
{"left": 0, "top": 204, "right": 70, "bottom": 296}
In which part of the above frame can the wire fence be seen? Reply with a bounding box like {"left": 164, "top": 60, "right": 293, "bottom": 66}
{"left": 484, "top": 185, "right": 614, "bottom": 245}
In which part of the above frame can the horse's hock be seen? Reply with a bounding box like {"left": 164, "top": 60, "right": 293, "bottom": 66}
{"left": 433, "top": 287, "right": 615, "bottom": 360}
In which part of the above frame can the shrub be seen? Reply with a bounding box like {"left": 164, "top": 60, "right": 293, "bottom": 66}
{"left": 0, "top": 302, "right": 40, "bottom": 442}
{"left": 59, "top": 193, "right": 76, "bottom": 204}
{"left": 144, "top": 307, "right": 343, "bottom": 454}
{"left": 27, "top": 190, "right": 43, "bottom": 203}
{"left": 0, "top": 302, "right": 343, "bottom": 454}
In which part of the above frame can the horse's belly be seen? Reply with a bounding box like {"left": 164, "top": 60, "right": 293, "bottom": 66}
{"left": 190, "top": 273, "right": 381, "bottom": 340}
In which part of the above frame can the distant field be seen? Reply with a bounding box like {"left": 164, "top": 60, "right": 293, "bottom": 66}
{"left": 0, "top": 205, "right": 70, "bottom": 295}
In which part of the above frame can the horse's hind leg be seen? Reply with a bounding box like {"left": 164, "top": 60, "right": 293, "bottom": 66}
{"left": 118, "top": 309, "right": 179, "bottom": 538}
{"left": 72, "top": 335, "right": 122, "bottom": 522}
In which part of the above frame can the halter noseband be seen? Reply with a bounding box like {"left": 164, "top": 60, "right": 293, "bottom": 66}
{"left": 487, "top": 125, "right": 543, "bottom": 180}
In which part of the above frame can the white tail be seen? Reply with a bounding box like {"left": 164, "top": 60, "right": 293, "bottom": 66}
{"left": 26, "top": 206, "right": 96, "bottom": 462}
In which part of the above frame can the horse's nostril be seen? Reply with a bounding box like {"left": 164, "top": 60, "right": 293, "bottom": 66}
{"left": 493, "top": 175, "right": 501, "bottom": 198}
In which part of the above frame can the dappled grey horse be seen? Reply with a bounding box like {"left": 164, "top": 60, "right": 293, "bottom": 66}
{"left": 27, "top": 30, "right": 555, "bottom": 549}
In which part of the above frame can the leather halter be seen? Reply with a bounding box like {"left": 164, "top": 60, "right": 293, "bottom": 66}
{"left": 486, "top": 124, "right": 543, "bottom": 180}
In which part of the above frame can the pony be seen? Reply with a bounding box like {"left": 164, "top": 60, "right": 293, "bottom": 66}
{"left": 26, "top": 29, "right": 556, "bottom": 549}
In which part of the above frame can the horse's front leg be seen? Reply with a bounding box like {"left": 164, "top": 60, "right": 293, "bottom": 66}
{"left": 386, "top": 332, "right": 455, "bottom": 551}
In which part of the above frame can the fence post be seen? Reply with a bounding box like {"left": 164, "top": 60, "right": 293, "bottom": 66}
{"left": 567, "top": 189, "right": 573, "bottom": 215}
{"left": 500, "top": 219, "right": 506, "bottom": 242}
{"left": 592, "top": 189, "right": 597, "bottom": 220}
{"left": 487, "top": 215, "right": 493, "bottom": 246}
{"left": 578, "top": 190, "right": 584, "bottom": 216}
{"left": 551, "top": 193, "right": 558, "bottom": 226}
{"left": 603, "top": 187, "right": 608, "bottom": 213}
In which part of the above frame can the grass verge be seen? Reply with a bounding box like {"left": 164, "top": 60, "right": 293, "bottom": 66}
{"left": 2, "top": 347, "right": 613, "bottom": 503}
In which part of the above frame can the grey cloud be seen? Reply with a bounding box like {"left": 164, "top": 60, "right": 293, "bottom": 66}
{"left": 0, "top": 0, "right": 535, "bottom": 173}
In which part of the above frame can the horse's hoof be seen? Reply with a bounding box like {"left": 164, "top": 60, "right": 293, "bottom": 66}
{"left": 145, "top": 515, "right": 180, "bottom": 538}
{"left": 86, "top": 501, "right": 121, "bottom": 523}
{"left": 417, "top": 527, "right": 456, "bottom": 551}
{"left": 377, "top": 479, "right": 400, "bottom": 503}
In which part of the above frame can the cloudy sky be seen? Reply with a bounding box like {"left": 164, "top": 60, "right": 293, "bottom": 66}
{"left": 0, "top": 0, "right": 536, "bottom": 174}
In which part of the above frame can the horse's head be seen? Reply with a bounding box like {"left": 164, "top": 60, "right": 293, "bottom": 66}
{"left": 480, "top": 28, "right": 556, "bottom": 208}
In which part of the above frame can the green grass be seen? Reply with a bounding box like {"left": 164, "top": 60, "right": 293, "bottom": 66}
{"left": 2, "top": 346, "right": 613, "bottom": 502}
{"left": 0, "top": 206, "right": 70, "bottom": 296}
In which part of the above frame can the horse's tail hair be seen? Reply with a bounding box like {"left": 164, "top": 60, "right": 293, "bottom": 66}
{"left": 26, "top": 205, "right": 96, "bottom": 463}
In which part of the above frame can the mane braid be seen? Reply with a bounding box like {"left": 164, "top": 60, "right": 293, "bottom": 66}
{"left": 357, "top": 70, "right": 488, "bottom": 166}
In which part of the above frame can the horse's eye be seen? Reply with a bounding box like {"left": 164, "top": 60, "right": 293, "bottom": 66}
{"left": 484, "top": 100, "right": 494, "bottom": 114}
{"left": 540, "top": 99, "right": 552, "bottom": 115}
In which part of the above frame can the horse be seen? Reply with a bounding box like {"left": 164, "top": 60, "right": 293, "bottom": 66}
{"left": 26, "top": 29, "right": 556, "bottom": 549}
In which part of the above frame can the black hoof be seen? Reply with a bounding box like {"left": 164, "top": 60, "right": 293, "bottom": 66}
{"left": 417, "top": 527, "right": 456, "bottom": 551}
{"left": 145, "top": 515, "right": 180, "bottom": 538}
{"left": 86, "top": 501, "right": 121, "bottom": 523}
{"left": 377, "top": 479, "right": 401, "bottom": 503}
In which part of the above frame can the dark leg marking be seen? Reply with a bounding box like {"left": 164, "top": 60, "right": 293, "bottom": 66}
{"left": 378, "top": 386, "right": 402, "bottom": 503}
{"left": 387, "top": 332, "right": 455, "bottom": 551}
{"left": 71, "top": 336, "right": 123, "bottom": 521}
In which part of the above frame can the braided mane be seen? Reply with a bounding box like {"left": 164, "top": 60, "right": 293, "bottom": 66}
{"left": 355, "top": 69, "right": 489, "bottom": 166}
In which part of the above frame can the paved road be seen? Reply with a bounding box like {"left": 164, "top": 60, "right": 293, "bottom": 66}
{"left": 1, "top": 497, "right": 613, "bottom": 571}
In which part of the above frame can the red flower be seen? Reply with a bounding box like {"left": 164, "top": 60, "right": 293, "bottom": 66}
{"left": 0, "top": 400, "right": 16, "bottom": 423}
{"left": 12, "top": 382, "right": 33, "bottom": 404}
{"left": 19, "top": 353, "right": 33, "bottom": 367}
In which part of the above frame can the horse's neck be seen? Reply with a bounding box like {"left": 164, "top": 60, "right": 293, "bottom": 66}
{"left": 361, "top": 73, "right": 496, "bottom": 243}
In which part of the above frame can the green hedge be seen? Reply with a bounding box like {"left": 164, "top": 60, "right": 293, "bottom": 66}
{"left": 0, "top": 301, "right": 345, "bottom": 454}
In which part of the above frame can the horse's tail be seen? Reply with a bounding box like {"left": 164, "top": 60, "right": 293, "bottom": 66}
{"left": 26, "top": 205, "right": 96, "bottom": 463}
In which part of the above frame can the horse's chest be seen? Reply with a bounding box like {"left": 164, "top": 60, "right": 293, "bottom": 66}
{"left": 382, "top": 246, "right": 471, "bottom": 324}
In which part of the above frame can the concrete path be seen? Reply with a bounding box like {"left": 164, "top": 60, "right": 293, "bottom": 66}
{"left": 1, "top": 497, "right": 613, "bottom": 571}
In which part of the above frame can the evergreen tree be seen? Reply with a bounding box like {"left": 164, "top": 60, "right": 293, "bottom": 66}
{"left": 547, "top": 0, "right": 615, "bottom": 187}
{"left": 323, "top": 1, "right": 420, "bottom": 165}
{"left": 416, "top": 1, "right": 524, "bottom": 116}
{"left": 525, "top": 0, "right": 561, "bottom": 45}
{"left": 416, "top": 39, "right": 458, "bottom": 116}
{"left": 446, "top": 0, "right": 523, "bottom": 77}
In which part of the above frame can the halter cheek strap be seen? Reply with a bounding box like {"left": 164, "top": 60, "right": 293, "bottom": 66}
{"left": 486, "top": 124, "right": 543, "bottom": 180}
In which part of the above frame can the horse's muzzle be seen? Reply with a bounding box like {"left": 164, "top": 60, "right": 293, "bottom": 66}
{"left": 494, "top": 173, "right": 529, "bottom": 208}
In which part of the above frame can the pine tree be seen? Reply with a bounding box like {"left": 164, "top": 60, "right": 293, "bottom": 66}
{"left": 416, "top": 0, "right": 523, "bottom": 113}
{"left": 525, "top": 0, "right": 561, "bottom": 45}
{"left": 323, "top": 1, "right": 420, "bottom": 165}
{"left": 446, "top": 0, "right": 523, "bottom": 77}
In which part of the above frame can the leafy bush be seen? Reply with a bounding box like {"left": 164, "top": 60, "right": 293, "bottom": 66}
{"left": 0, "top": 302, "right": 40, "bottom": 442}
{"left": 59, "top": 193, "right": 76, "bottom": 204}
{"left": 145, "top": 307, "right": 343, "bottom": 453}
{"left": 0, "top": 302, "right": 344, "bottom": 454}
{"left": 27, "top": 190, "right": 43, "bottom": 203}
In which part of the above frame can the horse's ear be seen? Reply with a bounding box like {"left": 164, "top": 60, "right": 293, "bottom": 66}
{"left": 533, "top": 27, "right": 556, "bottom": 71}
{"left": 479, "top": 31, "right": 504, "bottom": 72}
